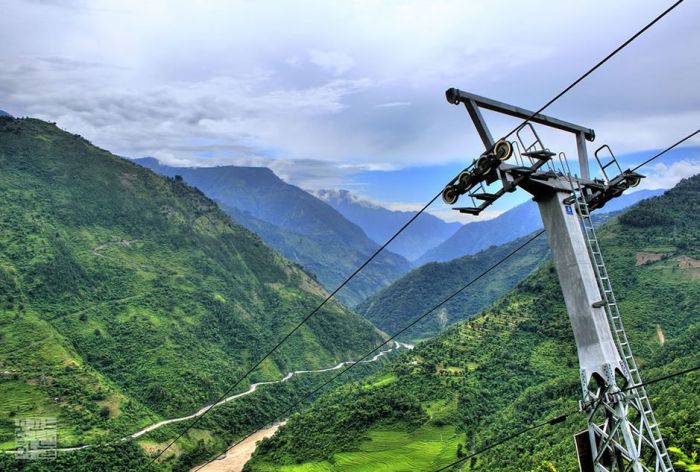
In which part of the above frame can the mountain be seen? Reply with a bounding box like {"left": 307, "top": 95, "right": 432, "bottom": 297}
{"left": 0, "top": 117, "right": 387, "bottom": 469}
{"left": 0, "top": 110, "right": 12, "bottom": 118}
{"left": 361, "top": 202, "right": 643, "bottom": 342}
{"left": 314, "top": 189, "right": 462, "bottom": 261}
{"left": 135, "top": 159, "right": 411, "bottom": 307}
{"left": 417, "top": 188, "right": 665, "bottom": 265}
{"left": 357, "top": 233, "right": 550, "bottom": 341}
{"left": 247, "top": 175, "right": 700, "bottom": 471}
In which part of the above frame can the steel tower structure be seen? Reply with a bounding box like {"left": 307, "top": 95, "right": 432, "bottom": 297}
{"left": 441, "top": 89, "right": 673, "bottom": 472}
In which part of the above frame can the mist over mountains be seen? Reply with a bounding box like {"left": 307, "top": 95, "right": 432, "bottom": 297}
{"left": 314, "top": 189, "right": 462, "bottom": 261}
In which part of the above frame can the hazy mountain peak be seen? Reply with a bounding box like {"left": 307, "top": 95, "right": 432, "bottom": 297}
{"left": 314, "top": 188, "right": 383, "bottom": 210}
{"left": 0, "top": 109, "right": 13, "bottom": 118}
{"left": 315, "top": 188, "right": 462, "bottom": 261}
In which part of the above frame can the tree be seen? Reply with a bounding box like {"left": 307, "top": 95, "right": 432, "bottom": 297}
{"left": 669, "top": 439, "right": 700, "bottom": 471}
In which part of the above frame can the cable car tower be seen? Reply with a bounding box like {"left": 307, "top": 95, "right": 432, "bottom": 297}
{"left": 442, "top": 89, "right": 673, "bottom": 472}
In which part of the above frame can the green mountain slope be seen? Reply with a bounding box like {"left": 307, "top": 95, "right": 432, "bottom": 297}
{"left": 135, "top": 158, "right": 411, "bottom": 307}
{"left": 0, "top": 117, "right": 386, "bottom": 465}
{"left": 247, "top": 175, "right": 700, "bottom": 471}
{"left": 358, "top": 234, "right": 550, "bottom": 341}
{"left": 357, "top": 207, "right": 632, "bottom": 341}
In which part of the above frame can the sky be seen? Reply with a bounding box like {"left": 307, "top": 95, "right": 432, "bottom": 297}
{"left": 1, "top": 0, "right": 699, "bottom": 222}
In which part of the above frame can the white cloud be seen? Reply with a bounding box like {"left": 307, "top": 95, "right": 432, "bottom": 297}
{"left": 375, "top": 101, "right": 411, "bottom": 108}
{"left": 0, "top": 0, "right": 698, "bottom": 206}
{"left": 308, "top": 49, "right": 355, "bottom": 76}
{"left": 637, "top": 159, "right": 700, "bottom": 191}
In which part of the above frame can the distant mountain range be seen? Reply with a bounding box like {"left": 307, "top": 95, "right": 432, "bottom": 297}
{"left": 416, "top": 188, "right": 665, "bottom": 265}
{"left": 134, "top": 158, "right": 411, "bottom": 306}
{"left": 0, "top": 110, "right": 12, "bottom": 118}
{"left": 314, "top": 189, "right": 462, "bottom": 262}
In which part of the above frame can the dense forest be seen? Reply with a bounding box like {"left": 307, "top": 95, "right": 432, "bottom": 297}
{"left": 358, "top": 233, "right": 549, "bottom": 340}
{"left": 247, "top": 175, "right": 700, "bottom": 471}
{"left": 0, "top": 117, "right": 391, "bottom": 470}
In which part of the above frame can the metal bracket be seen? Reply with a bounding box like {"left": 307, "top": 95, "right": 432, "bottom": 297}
{"left": 446, "top": 88, "right": 595, "bottom": 178}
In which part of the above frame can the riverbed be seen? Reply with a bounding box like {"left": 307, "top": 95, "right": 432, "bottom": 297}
{"left": 191, "top": 421, "right": 286, "bottom": 472}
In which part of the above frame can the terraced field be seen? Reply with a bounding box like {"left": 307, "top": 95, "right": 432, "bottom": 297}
{"left": 257, "top": 424, "right": 464, "bottom": 472}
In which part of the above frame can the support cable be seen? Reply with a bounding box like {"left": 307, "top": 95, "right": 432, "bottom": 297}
{"left": 632, "top": 128, "right": 700, "bottom": 172}
{"left": 146, "top": 2, "right": 685, "bottom": 465}
{"left": 502, "top": 0, "right": 685, "bottom": 141}
{"left": 432, "top": 365, "right": 699, "bottom": 472}
{"left": 191, "top": 231, "right": 545, "bottom": 471}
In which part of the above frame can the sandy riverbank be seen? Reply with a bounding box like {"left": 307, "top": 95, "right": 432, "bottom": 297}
{"left": 192, "top": 421, "right": 286, "bottom": 472}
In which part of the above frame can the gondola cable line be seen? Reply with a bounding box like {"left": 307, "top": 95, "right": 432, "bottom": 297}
{"left": 632, "top": 128, "right": 700, "bottom": 172}
{"left": 192, "top": 128, "right": 698, "bottom": 471}
{"left": 432, "top": 365, "right": 700, "bottom": 472}
{"left": 145, "top": 0, "right": 686, "bottom": 466}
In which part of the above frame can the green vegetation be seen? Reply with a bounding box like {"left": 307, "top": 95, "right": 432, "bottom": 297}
{"left": 0, "top": 117, "right": 388, "bottom": 469}
{"left": 358, "top": 234, "right": 549, "bottom": 340}
{"left": 251, "top": 425, "right": 465, "bottom": 472}
{"left": 135, "top": 158, "right": 412, "bottom": 307}
{"left": 248, "top": 175, "right": 700, "bottom": 471}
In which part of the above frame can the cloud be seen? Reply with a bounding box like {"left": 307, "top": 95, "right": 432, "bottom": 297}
{"left": 1, "top": 0, "right": 698, "bottom": 209}
{"left": 375, "top": 101, "right": 411, "bottom": 108}
{"left": 308, "top": 50, "right": 355, "bottom": 76}
{"left": 637, "top": 159, "right": 700, "bottom": 191}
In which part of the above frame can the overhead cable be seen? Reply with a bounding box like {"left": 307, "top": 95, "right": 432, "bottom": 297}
{"left": 147, "top": 1, "right": 686, "bottom": 465}
{"left": 433, "top": 364, "right": 699, "bottom": 471}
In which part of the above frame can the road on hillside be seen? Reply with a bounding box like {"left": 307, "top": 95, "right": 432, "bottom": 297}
{"left": 3, "top": 341, "right": 412, "bottom": 456}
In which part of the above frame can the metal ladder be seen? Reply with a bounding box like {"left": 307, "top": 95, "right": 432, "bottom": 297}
{"left": 560, "top": 154, "right": 673, "bottom": 471}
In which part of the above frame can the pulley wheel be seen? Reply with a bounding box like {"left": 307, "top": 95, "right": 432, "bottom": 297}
{"left": 442, "top": 185, "right": 459, "bottom": 205}
{"left": 477, "top": 156, "right": 491, "bottom": 173}
{"left": 494, "top": 140, "right": 513, "bottom": 161}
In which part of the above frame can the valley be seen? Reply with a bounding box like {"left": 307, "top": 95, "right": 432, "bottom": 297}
{"left": 0, "top": 117, "right": 394, "bottom": 470}
{"left": 135, "top": 159, "right": 411, "bottom": 307}
{"left": 246, "top": 175, "right": 700, "bottom": 471}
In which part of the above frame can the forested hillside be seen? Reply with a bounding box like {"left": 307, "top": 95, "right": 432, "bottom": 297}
{"left": 358, "top": 233, "right": 549, "bottom": 341}
{"left": 357, "top": 204, "right": 640, "bottom": 341}
{"left": 247, "top": 175, "right": 700, "bottom": 471}
{"left": 135, "top": 159, "right": 411, "bottom": 307}
{"left": 0, "top": 117, "right": 387, "bottom": 469}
